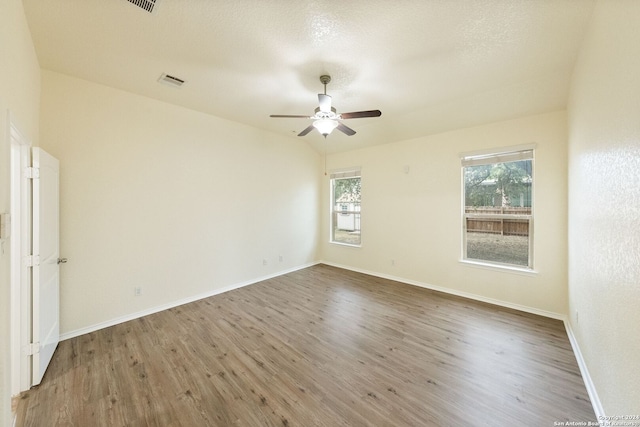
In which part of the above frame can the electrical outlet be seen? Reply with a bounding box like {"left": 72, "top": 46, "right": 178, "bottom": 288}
{"left": 134, "top": 287, "right": 142, "bottom": 296}
{"left": 391, "top": 259, "right": 395, "bottom": 266}
{"left": 575, "top": 310, "right": 579, "bottom": 324}
{"left": 279, "top": 255, "right": 283, "bottom": 262}
{"left": 263, "top": 259, "right": 268, "bottom": 266}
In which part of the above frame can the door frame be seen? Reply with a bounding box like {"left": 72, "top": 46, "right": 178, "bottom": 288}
{"left": 9, "top": 111, "right": 32, "bottom": 394}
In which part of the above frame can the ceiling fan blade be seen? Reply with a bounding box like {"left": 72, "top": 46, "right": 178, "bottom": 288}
{"left": 298, "top": 124, "right": 315, "bottom": 137}
{"left": 340, "top": 110, "right": 382, "bottom": 119}
{"left": 270, "top": 114, "right": 311, "bottom": 118}
{"left": 318, "top": 94, "right": 332, "bottom": 113}
{"left": 336, "top": 123, "right": 356, "bottom": 136}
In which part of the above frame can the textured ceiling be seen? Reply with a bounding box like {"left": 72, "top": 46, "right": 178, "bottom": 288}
{"left": 23, "top": 0, "right": 595, "bottom": 153}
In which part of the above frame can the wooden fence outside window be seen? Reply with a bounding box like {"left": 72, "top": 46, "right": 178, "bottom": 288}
{"left": 465, "top": 207, "right": 531, "bottom": 236}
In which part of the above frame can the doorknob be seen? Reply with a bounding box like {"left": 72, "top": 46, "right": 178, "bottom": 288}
{"left": 57, "top": 257, "right": 68, "bottom": 264}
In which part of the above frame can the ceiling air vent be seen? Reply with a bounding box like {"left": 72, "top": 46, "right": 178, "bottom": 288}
{"left": 158, "top": 73, "right": 186, "bottom": 88}
{"left": 126, "top": 0, "right": 157, "bottom": 13}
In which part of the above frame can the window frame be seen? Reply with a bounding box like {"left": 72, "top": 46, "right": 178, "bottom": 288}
{"left": 460, "top": 146, "right": 535, "bottom": 271}
{"left": 329, "top": 168, "right": 362, "bottom": 247}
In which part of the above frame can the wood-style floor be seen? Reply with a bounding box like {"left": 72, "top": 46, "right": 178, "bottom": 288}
{"left": 16, "top": 264, "right": 595, "bottom": 426}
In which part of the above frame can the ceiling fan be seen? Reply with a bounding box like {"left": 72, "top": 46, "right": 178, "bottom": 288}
{"left": 270, "top": 75, "right": 382, "bottom": 138}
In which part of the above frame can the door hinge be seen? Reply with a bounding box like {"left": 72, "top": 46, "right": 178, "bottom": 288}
{"left": 25, "top": 167, "right": 40, "bottom": 179}
{"left": 23, "top": 342, "right": 40, "bottom": 356}
{"left": 25, "top": 255, "right": 40, "bottom": 267}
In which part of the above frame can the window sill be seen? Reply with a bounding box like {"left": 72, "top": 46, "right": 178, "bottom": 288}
{"left": 459, "top": 259, "right": 537, "bottom": 276}
{"left": 330, "top": 241, "right": 361, "bottom": 248}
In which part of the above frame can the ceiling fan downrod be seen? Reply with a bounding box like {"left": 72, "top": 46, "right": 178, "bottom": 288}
{"left": 319, "top": 75, "right": 331, "bottom": 95}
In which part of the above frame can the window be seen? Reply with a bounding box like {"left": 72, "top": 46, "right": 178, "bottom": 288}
{"left": 461, "top": 148, "right": 533, "bottom": 269}
{"left": 330, "top": 169, "right": 361, "bottom": 246}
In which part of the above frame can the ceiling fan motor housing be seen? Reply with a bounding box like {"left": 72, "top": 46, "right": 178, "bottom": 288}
{"left": 314, "top": 106, "right": 338, "bottom": 119}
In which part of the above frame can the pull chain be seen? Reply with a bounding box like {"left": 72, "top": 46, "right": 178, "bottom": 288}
{"left": 324, "top": 149, "right": 327, "bottom": 176}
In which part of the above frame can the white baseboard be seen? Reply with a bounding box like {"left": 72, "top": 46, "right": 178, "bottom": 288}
{"left": 320, "top": 261, "right": 564, "bottom": 320}
{"left": 60, "top": 261, "right": 320, "bottom": 341}
{"left": 564, "top": 319, "right": 605, "bottom": 419}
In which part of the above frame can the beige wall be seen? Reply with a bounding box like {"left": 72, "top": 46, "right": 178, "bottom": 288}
{"left": 321, "top": 111, "right": 569, "bottom": 316}
{"left": 39, "top": 71, "right": 321, "bottom": 336}
{"left": 568, "top": 0, "right": 640, "bottom": 416}
{"left": 0, "top": 0, "right": 41, "bottom": 423}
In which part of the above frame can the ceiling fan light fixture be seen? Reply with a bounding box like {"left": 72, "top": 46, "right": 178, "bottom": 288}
{"left": 313, "top": 119, "right": 339, "bottom": 137}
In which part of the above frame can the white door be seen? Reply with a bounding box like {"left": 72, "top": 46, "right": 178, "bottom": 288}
{"left": 31, "top": 147, "right": 60, "bottom": 386}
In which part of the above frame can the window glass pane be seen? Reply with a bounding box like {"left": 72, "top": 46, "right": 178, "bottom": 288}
{"left": 465, "top": 222, "right": 529, "bottom": 266}
{"left": 463, "top": 157, "right": 532, "bottom": 267}
{"left": 331, "top": 176, "right": 361, "bottom": 245}
{"left": 464, "top": 160, "right": 532, "bottom": 208}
